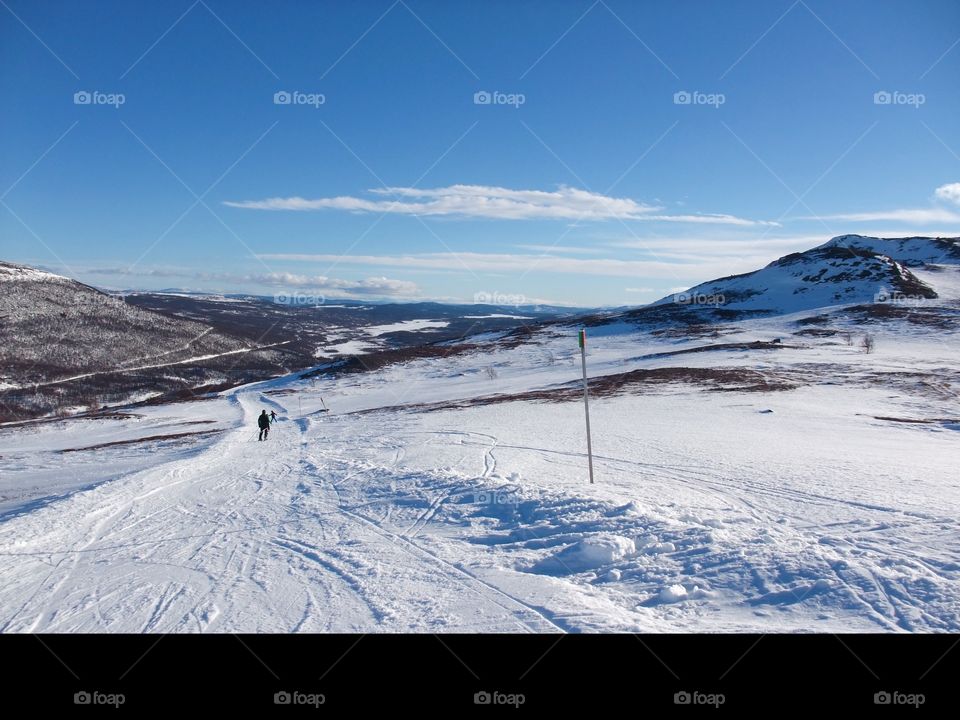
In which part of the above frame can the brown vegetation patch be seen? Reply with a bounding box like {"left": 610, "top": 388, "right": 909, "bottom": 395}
{"left": 59, "top": 429, "right": 223, "bottom": 453}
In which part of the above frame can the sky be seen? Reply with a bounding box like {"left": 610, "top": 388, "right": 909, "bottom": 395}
{"left": 1, "top": 0, "right": 959, "bottom": 307}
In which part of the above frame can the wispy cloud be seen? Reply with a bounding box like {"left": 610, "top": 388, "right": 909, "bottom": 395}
{"left": 815, "top": 208, "right": 960, "bottom": 224}
{"left": 224, "top": 184, "right": 776, "bottom": 226}
{"left": 805, "top": 183, "right": 960, "bottom": 225}
{"left": 514, "top": 243, "right": 599, "bottom": 254}
{"left": 88, "top": 267, "right": 420, "bottom": 297}
{"left": 607, "top": 234, "right": 827, "bottom": 259}
{"left": 257, "top": 251, "right": 759, "bottom": 279}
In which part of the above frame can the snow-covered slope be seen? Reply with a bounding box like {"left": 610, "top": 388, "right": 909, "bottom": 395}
{"left": 650, "top": 235, "right": 958, "bottom": 317}
{"left": 0, "top": 299, "right": 957, "bottom": 633}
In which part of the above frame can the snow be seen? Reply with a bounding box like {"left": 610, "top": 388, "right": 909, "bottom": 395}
{"left": 463, "top": 314, "right": 534, "bottom": 319}
{"left": 651, "top": 235, "right": 958, "bottom": 315}
{"left": 363, "top": 319, "right": 450, "bottom": 336}
{"left": 0, "top": 263, "right": 68, "bottom": 282}
{"left": 0, "top": 239, "right": 958, "bottom": 633}
{"left": 317, "top": 339, "right": 381, "bottom": 356}
{"left": 316, "top": 320, "right": 452, "bottom": 355}
{"left": 1, "top": 302, "right": 957, "bottom": 633}
{"left": 659, "top": 585, "right": 690, "bottom": 603}
{"left": 536, "top": 535, "right": 637, "bottom": 573}
{"left": 821, "top": 234, "right": 960, "bottom": 266}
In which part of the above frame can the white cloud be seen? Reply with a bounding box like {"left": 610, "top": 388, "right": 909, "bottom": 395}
{"left": 514, "top": 244, "right": 599, "bottom": 254}
{"left": 224, "top": 184, "right": 775, "bottom": 226}
{"left": 257, "top": 251, "right": 760, "bottom": 281}
{"left": 608, "top": 234, "right": 827, "bottom": 258}
{"left": 934, "top": 182, "right": 960, "bottom": 206}
{"left": 87, "top": 267, "right": 420, "bottom": 297}
{"left": 247, "top": 272, "right": 419, "bottom": 296}
{"left": 810, "top": 184, "right": 960, "bottom": 225}
{"left": 817, "top": 208, "right": 960, "bottom": 223}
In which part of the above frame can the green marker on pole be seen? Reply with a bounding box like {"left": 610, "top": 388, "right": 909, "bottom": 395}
{"left": 579, "top": 328, "right": 595, "bottom": 484}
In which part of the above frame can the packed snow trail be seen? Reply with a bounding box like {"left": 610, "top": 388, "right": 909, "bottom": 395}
{"left": 0, "top": 389, "right": 559, "bottom": 632}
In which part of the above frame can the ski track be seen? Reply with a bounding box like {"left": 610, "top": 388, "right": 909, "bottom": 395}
{"left": 0, "top": 391, "right": 561, "bottom": 633}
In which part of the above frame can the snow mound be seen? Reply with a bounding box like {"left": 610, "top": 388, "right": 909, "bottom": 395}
{"left": 533, "top": 534, "right": 636, "bottom": 574}
{"left": 658, "top": 583, "right": 715, "bottom": 604}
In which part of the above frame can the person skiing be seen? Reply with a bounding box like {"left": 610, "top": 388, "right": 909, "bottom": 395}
{"left": 258, "top": 409, "right": 270, "bottom": 441}
{"left": 270, "top": 410, "right": 277, "bottom": 424}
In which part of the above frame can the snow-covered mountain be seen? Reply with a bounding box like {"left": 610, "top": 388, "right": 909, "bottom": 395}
{"left": 821, "top": 233, "right": 960, "bottom": 266}
{"left": 648, "top": 235, "right": 958, "bottom": 318}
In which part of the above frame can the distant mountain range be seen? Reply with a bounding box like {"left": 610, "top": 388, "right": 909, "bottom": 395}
{"left": 0, "top": 262, "right": 576, "bottom": 420}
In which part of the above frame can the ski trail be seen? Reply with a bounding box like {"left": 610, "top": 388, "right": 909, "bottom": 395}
{"left": 0, "top": 389, "right": 565, "bottom": 632}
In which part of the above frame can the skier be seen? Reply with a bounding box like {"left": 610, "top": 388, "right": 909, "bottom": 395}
{"left": 270, "top": 410, "right": 277, "bottom": 423}
{"left": 258, "top": 409, "right": 270, "bottom": 441}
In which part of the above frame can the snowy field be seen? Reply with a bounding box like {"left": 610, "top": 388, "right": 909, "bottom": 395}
{"left": 0, "top": 306, "right": 957, "bottom": 633}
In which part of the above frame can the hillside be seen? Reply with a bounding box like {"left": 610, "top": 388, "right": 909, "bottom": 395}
{"left": 0, "top": 262, "right": 293, "bottom": 420}
{"left": 0, "top": 263, "right": 575, "bottom": 421}
{"left": 619, "top": 235, "right": 960, "bottom": 325}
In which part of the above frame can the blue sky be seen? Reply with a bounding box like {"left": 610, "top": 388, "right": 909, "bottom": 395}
{"left": 2, "top": 0, "right": 959, "bottom": 306}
